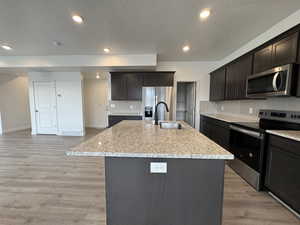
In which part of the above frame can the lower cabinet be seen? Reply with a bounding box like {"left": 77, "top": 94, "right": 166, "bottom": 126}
{"left": 108, "top": 115, "right": 142, "bottom": 127}
{"left": 200, "top": 115, "right": 230, "bottom": 150}
{"left": 265, "top": 134, "right": 300, "bottom": 214}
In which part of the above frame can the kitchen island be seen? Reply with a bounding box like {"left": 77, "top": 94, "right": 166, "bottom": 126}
{"left": 67, "top": 120, "right": 233, "bottom": 225}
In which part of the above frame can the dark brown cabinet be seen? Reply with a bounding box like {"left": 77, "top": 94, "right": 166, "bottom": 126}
{"left": 253, "top": 32, "right": 299, "bottom": 74}
{"left": 126, "top": 74, "right": 143, "bottom": 100}
{"left": 265, "top": 134, "right": 300, "bottom": 214}
{"left": 143, "top": 72, "right": 174, "bottom": 87}
{"left": 272, "top": 32, "right": 299, "bottom": 67}
{"left": 209, "top": 67, "right": 226, "bottom": 101}
{"left": 111, "top": 73, "right": 128, "bottom": 100}
{"left": 226, "top": 54, "right": 253, "bottom": 100}
{"left": 253, "top": 45, "right": 273, "bottom": 74}
{"left": 108, "top": 115, "right": 142, "bottom": 127}
{"left": 200, "top": 115, "right": 230, "bottom": 150}
{"left": 111, "top": 73, "right": 143, "bottom": 101}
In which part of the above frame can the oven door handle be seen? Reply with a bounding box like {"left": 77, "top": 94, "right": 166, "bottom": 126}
{"left": 230, "top": 125, "right": 263, "bottom": 139}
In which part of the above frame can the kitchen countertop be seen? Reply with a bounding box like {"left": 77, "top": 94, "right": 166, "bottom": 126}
{"left": 201, "top": 113, "right": 258, "bottom": 123}
{"left": 266, "top": 130, "right": 300, "bottom": 142}
{"left": 67, "top": 120, "right": 234, "bottom": 160}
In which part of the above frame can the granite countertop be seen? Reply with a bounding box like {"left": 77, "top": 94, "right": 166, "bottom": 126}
{"left": 201, "top": 113, "right": 258, "bottom": 123}
{"left": 266, "top": 130, "right": 300, "bottom": 142}
{"left": 67, "top": 120, "right": 234, "bottom": 160}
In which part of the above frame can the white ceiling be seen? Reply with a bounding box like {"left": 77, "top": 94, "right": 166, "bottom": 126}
{"left": 0, "top": 0, "right": 300, "bottom": 61}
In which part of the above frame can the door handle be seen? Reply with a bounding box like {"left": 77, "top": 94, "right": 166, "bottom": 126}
{"left": 272, "top": 72, "right": 280, "bottom": 91}
{"left": 35, "top": 110, "right": 39, "bottom": 113}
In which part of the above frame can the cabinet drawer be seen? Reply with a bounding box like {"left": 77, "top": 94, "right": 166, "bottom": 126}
{"left": 268, "top": 134, "right": 300, "bottom": 156}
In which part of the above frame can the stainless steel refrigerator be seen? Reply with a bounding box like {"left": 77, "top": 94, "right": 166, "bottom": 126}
{"left": 142, "top": 87, "right": 173, "bottom": 121}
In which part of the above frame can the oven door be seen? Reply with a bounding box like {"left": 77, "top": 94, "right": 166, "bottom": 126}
{"left": 229, "top": 125, "right": 264, "bottom": 172}
{"left": 246, "top": 64, "right": 293, "bottom": 98}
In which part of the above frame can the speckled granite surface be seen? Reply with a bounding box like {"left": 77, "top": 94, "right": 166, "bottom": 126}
{"left": 266, "top": 130, "right": 300, "bottom": 142}
{"left": 201, "top": 113, "right": 258, "bottom": 123}
{"left": 67, "top": 120, "right": 234, "bottom": 160}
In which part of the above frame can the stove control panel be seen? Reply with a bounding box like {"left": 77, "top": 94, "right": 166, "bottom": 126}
{"left": 259, "top": 110, "right": 300, "bottom": 124}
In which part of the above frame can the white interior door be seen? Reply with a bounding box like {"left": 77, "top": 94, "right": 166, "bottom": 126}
{"left": 34, "top": 81, "right": 57, "bottom": 134}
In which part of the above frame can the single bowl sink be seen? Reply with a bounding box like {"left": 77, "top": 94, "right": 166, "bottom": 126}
{"left": 159, "top": 121, "right": 182, "bottom": 129}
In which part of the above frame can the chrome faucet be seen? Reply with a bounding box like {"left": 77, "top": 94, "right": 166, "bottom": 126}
{"left": 154, "top": 101, "right": 169, "bottom": 125}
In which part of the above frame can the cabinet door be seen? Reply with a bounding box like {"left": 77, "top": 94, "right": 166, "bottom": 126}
{"left": 272, "top": 32, "right": 299, "bottom": 67}
{"left": 111, "top": 73, "right": 127, "bottom": 100}
{"left": 143, "top": 73, "right": 174, "bottom": 87}
{"left": 265, "top": 143, "right": 300, "bottom": 214}
{"left": 226, "top": 55, "right": 252, "bottom": 100}
{"left": 209, "top": 67, "right": 226, "bottom": 101}
{"left": 253, "top": 45, "right": 273, "bottom": 73}
{"left": 235, "top": 54, "right": 253, "bottom": 99}
{"left": 126, "top": 74, "right": 143, "bottom": 100}
{"left": 225, "top": 62, "right": 237, "bottom": 100}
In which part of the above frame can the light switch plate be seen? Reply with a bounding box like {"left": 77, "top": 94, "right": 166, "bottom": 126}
{"left": 249, "top": 107, "right": 253, "bottom": 114}
{"left": 150, "top": 162, "right": 167, "bottom": 174}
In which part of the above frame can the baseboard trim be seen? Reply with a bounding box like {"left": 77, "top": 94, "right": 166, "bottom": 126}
{"left": 2, "top": 126, "right": 31, "bottom": 134}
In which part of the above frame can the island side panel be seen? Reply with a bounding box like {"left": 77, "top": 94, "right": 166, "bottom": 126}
{"left": 105, "top": 157, "right": 225, "bottom": 225}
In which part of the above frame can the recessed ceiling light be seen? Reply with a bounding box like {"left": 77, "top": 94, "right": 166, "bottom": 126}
{"left": 1, "top": 45, "right": 12, "bottom": 50}
{"left": 200, "top": 9, "right": 211, "bottom": 19}
{"left": 104, "top": 48, "right": 110, "bottom": 53}
{"left": 72, "top": 14, "right": 84, "bottom": 24}
{"left": 182, "top": 45, "right": 190, "bottom": 52}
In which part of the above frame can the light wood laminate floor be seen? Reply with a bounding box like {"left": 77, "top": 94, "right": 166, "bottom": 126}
{"left": 0, "top": 129, "right": 299, "bottom": 225}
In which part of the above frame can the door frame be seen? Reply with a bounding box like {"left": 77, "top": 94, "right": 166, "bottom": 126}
{"left": 33, "top": 81, "right": 58, "bottom": 135}
{"left": 175, "top": 81, "right": 197, "bottom": 128}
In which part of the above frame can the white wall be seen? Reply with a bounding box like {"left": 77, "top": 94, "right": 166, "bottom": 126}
{"left": 28, "top": 72, "right": 85, "bottom": 136}
{"left": 157, "top": 61, "right": 219, "bottom": 130}
{"left": 83, "top": 73, "right": 109, "bottom": 128}
{"left": 214, "top": 8, "right": 300, "bottom": 71}
{"left": 0, "top": 75, "right": 31, "bottom": 133}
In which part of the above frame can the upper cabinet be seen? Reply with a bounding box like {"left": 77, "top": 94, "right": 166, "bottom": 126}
{"left": 209, "top": 67, "right": 226, "bottom": 101}
{"left": 111, "top": 72, "right": 143, "bottom": 101}
{"left": 143, "top": 72, "right": 174, "bottom": 87}
{"left": 111, "top": 72, "right": 175, "bottom": 101}
{"left": 272, "top": 32, "right": 299, "bottom": 67}
{"left": 253, "top": 32, "right": 299, "bottom": 74}
{"left": 253, "top": 45, "right": 273, "bottom": 74}
{"left": 111, "top": 73, "right": 128, "bottom": 100}
{"left": 226, "top": 54, "right": 253, "bottom": 100}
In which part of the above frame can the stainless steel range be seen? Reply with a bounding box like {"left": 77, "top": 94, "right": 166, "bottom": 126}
{"left": 228, "top": 109, "right": 300, "bottom": 192}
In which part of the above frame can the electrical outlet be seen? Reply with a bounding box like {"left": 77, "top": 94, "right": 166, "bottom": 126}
{"left": 129, "top": 105, "right": 134, "bottom": 109}
{"left": 249, "top": 107, "right": 253, "bottom": 114}
{"left": 150, "top": 162, "right": 167, "bottom": 174}
{"left": 221, "top": 105, "right": 224, "bottom": 111}
{"left": 110, "top": 104, "right": 115, "bottom": 108}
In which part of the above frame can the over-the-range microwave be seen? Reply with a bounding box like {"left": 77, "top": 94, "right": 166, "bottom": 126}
{"left": 246, "top": 64, "right": 297, "bottom": 98}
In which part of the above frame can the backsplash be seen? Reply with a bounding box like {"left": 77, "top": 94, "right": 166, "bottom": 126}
{"left": 108, "top": 101, "right": 142, "bottom": 115}
{"left": 200, "top": 97, "right": 300, "bottom": 117}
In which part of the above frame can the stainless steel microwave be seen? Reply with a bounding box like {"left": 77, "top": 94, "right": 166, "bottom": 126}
{"left": 246, "top": 64, "right": 295, "bottom": 98}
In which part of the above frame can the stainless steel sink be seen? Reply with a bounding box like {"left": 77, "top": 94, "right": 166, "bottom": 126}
{"left": 159, "top": 121, "right": 182, "bottom": 129}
